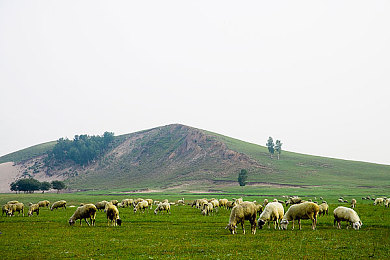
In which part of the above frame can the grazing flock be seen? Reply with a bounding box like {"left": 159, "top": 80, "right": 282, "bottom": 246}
{"left": 2, "top": 195, "right": 388, "bottom": 234}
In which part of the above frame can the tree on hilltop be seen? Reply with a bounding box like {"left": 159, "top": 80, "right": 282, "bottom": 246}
{"left": 266, "top": 137, "right": 275, "bottom": 158}
{"left": 238, "top": 169, "right": 248, "bottom": 186}
{"left": 275, "top": 140, "right": 282, "bottom": 160}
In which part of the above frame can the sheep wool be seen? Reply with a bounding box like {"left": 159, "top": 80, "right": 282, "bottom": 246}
{"left": 154, "top": 202, "right": 171, "bottom": 215}
{"left": 318, "top": 202, "right": 329, "bottom": 216}
{"left": 333, "top": 206, "right": 362, "bottom": 230}
{"left": 226, "top": 201, "right": 257, "bottom": 235}
{"left": 105, "top": 203, "right": 121, "bottom": 226}
{"left": 28, "top": 204, "right": 40, "bottom": 216}
{"left": 51, "top": 200, "right": 66, "bottom": 211}
{"left": 280, "top": 202, "right": 319, "bottom": 230}
{"left": 257, "top": 202, "right": 284, "bottom": 230}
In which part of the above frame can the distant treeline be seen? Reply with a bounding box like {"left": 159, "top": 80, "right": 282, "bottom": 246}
{"left": 48, "top": 132, "right": 114, "bottom": 166}
{"left": 10, "top": 178, "right": 66, "bottom": 193}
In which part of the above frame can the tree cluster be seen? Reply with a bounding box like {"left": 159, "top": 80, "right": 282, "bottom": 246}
{"left": 48, "top": 132, "right": 114, "bottom": 166}
{"left": 10, "top": 179, "right": 66, "bottom": 193}
{"left": 266, "top": 137, "right": 283, "bottom": 159}
{"left": 238, "top": 169, "right": 248, "bottom": 186}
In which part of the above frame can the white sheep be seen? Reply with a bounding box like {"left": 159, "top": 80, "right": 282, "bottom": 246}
{"left": 154, "top": 202, "right": 171, "bottom": 214}
{"left": 177, "top": 198, "right": 185, "bottom": 205}
{"left": 28, "top": 204, "right": 40, "bottom": 216}
{"left": 318, "top": 202, "right": 329, "bottom": 216}
{"left": 202, "top": 202, "right": 214, "bottom": 216}
{"left": 69, "top": 204, "right": 97, "bottom": 226}
{"left": 37, "top": 200, "right": 50, "bottom": 208}
{"left": 280, "top": 202, "right": 320, "bottom": 230}
{"left": 218, "top": 199, "right": 228, "bottom": 209}
{"left": 257, "top": 202, "right": 284, "bottom": 230}
{"left": 95, "top": 200, "right": 109, "bottom": 211}
{"left": 7, "top": 202, "right": 25, "bottom": 216}
{"left": 285, "top": 197, "right": 302, "bottom": 206}
{"left": 333, "top": 206, "right": 362, "bottom": 230}
{"left": 374, "top": 198, "right": 384, "bottom": 206}
{"left": 51, "top": 200, "right": 66, "bottom": 211}
{"left": 134, "top": 200, "right": 149, "bottom": 213}
{"left": 385, "top": 198, "right": 390, "bottom": 208}
{"left": 105, "top": 203, "right": 122, "bottom": 226}
{"left": 351, "top": 199, "right": 357, "bottom": 208}
{"left": 145, "top": 199, "right": 154, "bottom": 209}
{"left": 226, "top": 201, "right": 257, "bottom": 234}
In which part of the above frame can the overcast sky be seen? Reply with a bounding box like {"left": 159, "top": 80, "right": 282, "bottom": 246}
{"left": 1, "top": 1, "right": 389, "bottom": 165}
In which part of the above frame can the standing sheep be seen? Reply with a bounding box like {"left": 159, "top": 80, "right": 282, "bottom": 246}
{"left": 385, "top": 198, "right": 390, "bottom": 208}
{"left": 69, "top": 204, "right": 97, "bottom": 226}
{"left": 318, "top": 202, "right": 329, "bottom": 216}
{"left": 226, "top": 201, "right": 236, "bottom": 210}
{"left": 280, "top": 202, "right": 319, "bottom": 230}
{"left": 333, "top": 206, "right": 362, "bottom": 230}
{"left": 105, "top": 203, "right": 122, "bottom": 226}
{"left": 134, "top": 200, "right": 149, "bottom": 213}
{"left": 202, "top": 203, "right": 214, "bottom": 216}
{"left": 37, "top": 200, "right": 50, "bottom": 208}
{"left": 218, "top": 199, "right": 228, "bottom": 209}
{"left": 7, "top": 203, "right": 24, "bottom": 216}
{"left": 95, "top": 200, "right": 109, "bottom": 211}
{"left": 51, "top": 200, "right": 66, "bottom": 211}
{"left": 285, "top": 197, "right": 302, "bottom": 206}
{"left": 374, "top": 198, "right": 384, "bottom": 206}
{"left": 351, "top": 199, "right": 357, "bottom": 208}
{"left": 226, "top": 201, "right": 257, "bottom": 235}
{"left": 28, "top": 204, "right": 40, "bottom": 216}
{"left": 257, "top": 202, "right": 284, "bottom": 230}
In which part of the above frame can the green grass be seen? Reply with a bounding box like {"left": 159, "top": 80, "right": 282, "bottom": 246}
{"left": 1, "top": 193, "right": 389, "bottom": 259}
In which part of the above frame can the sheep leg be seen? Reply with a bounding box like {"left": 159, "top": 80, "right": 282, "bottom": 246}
{"left": 85, "top": 219, "right": 90, "bottom": 226}
{"left": 292, "top": 220, "right": 295, "bottom": 230}
{"left": 298, "top": 219, "right": 302, "bottom": 230}
{"left": 242, "top": 221, "right": 245, "bottom": 234}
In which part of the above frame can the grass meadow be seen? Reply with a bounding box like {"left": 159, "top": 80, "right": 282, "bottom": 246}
{"left": 1, "top": 192, "right": 389, "bottom": 259}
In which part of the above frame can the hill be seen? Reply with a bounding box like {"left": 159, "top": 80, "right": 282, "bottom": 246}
{"left": 0, "top": 124, "right": 389, "bottom": 193}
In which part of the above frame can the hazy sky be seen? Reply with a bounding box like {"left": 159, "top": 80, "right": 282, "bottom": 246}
{"left": 1, "top": 1, "right": 389, "bottom": 165}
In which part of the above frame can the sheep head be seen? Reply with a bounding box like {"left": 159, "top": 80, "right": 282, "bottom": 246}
{"left": 117, "top": 218, "right": 122, "bottom": 226}
{"left": 257, "top": 219, "right": 265, "bottom": 229}
{"left": 280, "top": 219, "right": 289, "bottom": 230}
{"left": 225, "top": 224, "right": 236, "bottom": 234}
{"left": 352, "top": 222, "right": 362, "bottom": 230}
{"left": 69, "top": 219, "right": 75, "bottom": 226}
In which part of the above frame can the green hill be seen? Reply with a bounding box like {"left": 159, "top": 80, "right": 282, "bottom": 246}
{"left": 1, "top": 124, "right": 389, "bottom": 193}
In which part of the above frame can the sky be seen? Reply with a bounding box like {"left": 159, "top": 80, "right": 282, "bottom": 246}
{"left": 0, "top": 1, "right": 389, "bottom": 165}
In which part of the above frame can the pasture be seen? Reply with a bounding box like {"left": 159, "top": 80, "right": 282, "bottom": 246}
{"left": 1, "top": 193, "right": 389, "bottom": 259}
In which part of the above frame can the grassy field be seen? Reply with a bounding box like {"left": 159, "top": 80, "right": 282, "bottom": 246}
{"left": 1, "top": 192, "right": 389, "bottom": 259}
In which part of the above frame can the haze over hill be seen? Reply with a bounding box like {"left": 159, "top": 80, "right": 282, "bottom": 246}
{"left": 0, "top": 124, "right": 389, "bottom": 193}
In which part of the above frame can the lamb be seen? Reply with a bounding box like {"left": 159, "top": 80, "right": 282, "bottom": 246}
{"left": 51, "top": 200, "right": 67, "bottom": 211}
{"left": 202, "top": 203, "right": 214, "bottom": 216}
{"left": 95, "top": 200, "right": 109, "bottom": 211}
{"left": 226, "top": 201, "right": 257, "bottom": 234}
{"left": 280, "top": 202, "right": 320, "bottom": 230}
{"left": 105, "top": 203, "right": 122, "bottom": 226}
{"left": 134, "top": 200, "right": 149, "bottom": 213}
{"left": 333, "top": 206, "right": 362, "bottom": 230}
{"left": 37, "top": 200, "right": 50, "bottom": 208}
{"left": 7, "top": 202, "right": 25, "bottom": 216}
{"left": 257, "top": 202, "right": 284, "bottom": 230}
{"left": 318, "top": 202, "right": 329, "bottom": 216}
{"left": 28, "top": 204, "right": 40, "bottom": 216}
{"left": 154, "top": 202, "right": 171, "bottom": 214}
{"left": 69, "top": 204, "right": 97, "bottom": 226}
{"left": 351, "top": 199, "right": 357, "bottom": 208}
{"left": 374, "top": 198, "right": 384, "bottom": 206}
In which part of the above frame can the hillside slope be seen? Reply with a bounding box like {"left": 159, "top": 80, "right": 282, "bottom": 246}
{"left": 0, "top": 124, "right": 389, "bottom": 192}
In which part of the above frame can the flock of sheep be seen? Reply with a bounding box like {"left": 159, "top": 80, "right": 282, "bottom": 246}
{"left": 2, "top": 195, "right": 389, "bottom": 234}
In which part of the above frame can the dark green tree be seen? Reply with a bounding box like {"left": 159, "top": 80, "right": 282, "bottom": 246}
{"left": 51, "top": 180, "right": 66, "bottom": 193}
{"left": 238, "top": 169, "right": 248, "bottom": 186}
{"left": 10, "top": 178, "right": 41, "bottom": 193}
{"left": 266, "top": 137, "right": 275, "bottom": 158}
{"left": 40, "top": 181, "right": 52, "bottom": 193}
{"left": 275, "top": 140, "right": 282, "bottom": 160}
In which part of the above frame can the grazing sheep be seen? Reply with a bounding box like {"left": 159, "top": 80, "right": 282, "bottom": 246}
{"left": 110, "top": 200, "right": 119, "bottom": 206}
{"left": 37, "top": 200, "right": 50, "bottom": 208}
{"left": 219, "top": 199, "right": 228, "bottom": 209}
{"left": 374, "top": 198, "right": 384, "bottom": 206}
{"left": 2, "top": 204, "right": 11, "bottom": 216}
{"left": 235, "top": 198, "right": 243, "bottom": 205}
{"left": 333, "top": 206, "right": 362, "bottom": 230}
{"left": 69, "top": 204, "right": 97, "bottom": 226}
{"left": 263, "top": 199, "right": 269, "bottom": 207}
{"left": 385, "top": 198, "right": 390, "bottom": 208}
{"left": 119, "top": 199, "right": 133, "bottom": 208}
{"left": 257, "top": 202, "right": 284, "bottom": 230}
{"left": 105, "top": 203, "right": 121, "bottom": 226}
{"left": 210, "top": 199, "right": 219, "bottom": 209}
{"left": 28, "top": 204, "right": 40, "bottom": 216}
{"left": 8, "top": 203, "right": 25, "bottom": 216}
{"left": 285, "top": 197, "right": 302, "bottom": 206}
{"left": 280, "top": 202, "right": 320, "bottom": 230}
{"left": 51, "top": 200, "right": 66, "bottom": 211}
{"left": 154, "top": 202, "right": 171, "bottom": 214}
{"left": 196, "top": 199, "right": 208, "bottom": 209}
{"left": 226, "top": 201, "right": 257, "bottom": 235}
{"left": 255, "top": 204, "right": 263, "bottom": 215}
{"left": 177, "top": 198, "right": 185, "bottom": 205}
{"left": 338, "top": 198, "right": 344, "bottom": 203}
{"left": 202, "top": 203, "right": 214, "bottom": 216}
{"left": 134, "top": 200, "right": 149, "bottom": 213}
{"left": 145, "top": 199, "right": 154, "bottom": 209}
{"left": 318, "top": 202, "right": 329, "bottom": 216}
{"left": 226, "top": 201, "right": 236, "bottom": 210}
{"left": 351, "top": 199, "right": 357, "bottom": 208}
{"left": 95, "top": 200, "right": 109, "bottom": 211}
